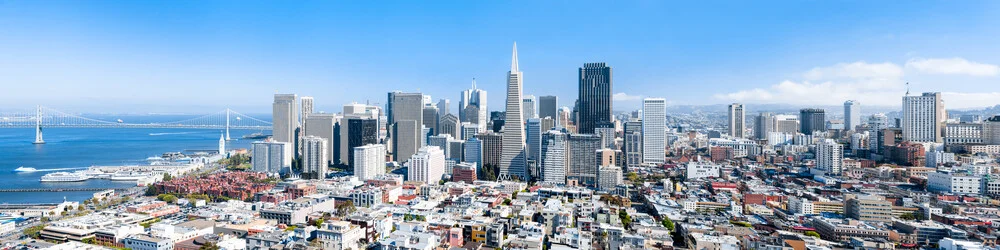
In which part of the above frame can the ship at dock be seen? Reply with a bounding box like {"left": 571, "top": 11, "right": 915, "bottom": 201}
{"left": 40, "top": 172, "right": 91, "bottom": 182}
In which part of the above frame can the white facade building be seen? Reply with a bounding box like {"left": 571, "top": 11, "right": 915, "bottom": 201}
{"left": 409, "top": 146, "right": 445, "bottom": 184}
{"left": 541, "top": 130, "right": 568, "bottom": 185}
{"left": 686, "top": 161, "right": 720, "bottom": 179}
{"left": 354, "top": 144, "right": 386, "bottom": 181}
{"left": 727, "top": 103, "right": 745, "bottom": 138}
{"left": 598, "top": 166, "right": 622, "bottom": 191}
{"left": 928, "top": 171, "right": 982, "bottom": 195}
{"left": 902, "top": 92, "right": 945, "bottom": 143}
{"left": 642, "top": 98, "right": 666, "bottom": 165}
{"left": 302, "top": 136, "right": 329, "bottom": 179}
{"left": 816, "top": 139, "right": 844, "bottom": 175}
{"left": 252, "top": 141, "right": 291, "bottom": 174}
{"left": 844, "top": 100, "right": 860, "bottom": 131}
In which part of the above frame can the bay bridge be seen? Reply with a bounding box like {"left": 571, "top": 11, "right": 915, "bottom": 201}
{"left": 0, "top": 106, "right": 272, "bottom": 143}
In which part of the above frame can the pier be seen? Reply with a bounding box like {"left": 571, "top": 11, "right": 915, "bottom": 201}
{"left": 0, "top": 188, "right": 129, "bottom": 193}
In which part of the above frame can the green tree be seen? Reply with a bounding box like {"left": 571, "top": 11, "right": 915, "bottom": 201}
{"left": 162, "top": 173, "right": 173, "bottom": 181}
{"left": 899, "top": 212, "right": 916, "bottom": 221}
{"left": 313, "top": 219, "right": 325, "bottom": 227}
{"left": 336, "top": 200, "right": 357, "bottom": 217}
{"left": 661, "top": 217, "right": 675, "bottom": 232}
{"left": 804, "top": 231, "right": 820, "bottom": 238}
{"left": 157, "top": 194, "right": 178, "bottom": 204}
{"left": 619, "top": 210, "right": 632, "bottom": 229}
{"left": 199, "top": 242, "right": 221, "bottom": 250}
{"left": 503, "top": 198, "right": 512, "bottom": 206}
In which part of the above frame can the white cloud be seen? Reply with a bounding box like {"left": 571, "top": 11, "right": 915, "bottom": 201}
{"left": 714, "top": 57, "right": 1000, "bottom": 109}
{"left": 613, "top": 92, "right": 643, "bottom": 101}
{"left": 906, "top": 58, "right": 1000, "bottom": 76}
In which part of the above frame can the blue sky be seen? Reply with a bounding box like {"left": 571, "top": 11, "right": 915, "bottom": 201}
{"left": 1, "top": 1, "right": 999, "bottom": 113}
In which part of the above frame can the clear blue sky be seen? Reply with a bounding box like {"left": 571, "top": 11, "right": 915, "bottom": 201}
{"left": 2, "top": 1, "right": 999, "bottom": 113}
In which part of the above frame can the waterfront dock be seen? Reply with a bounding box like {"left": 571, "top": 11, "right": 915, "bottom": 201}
{"left": 0, "top": 188, "right": 128, "bottom": 193}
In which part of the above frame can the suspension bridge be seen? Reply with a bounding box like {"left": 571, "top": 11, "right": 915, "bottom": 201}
{"left": 0, "top": 106, "right": 272, "bottom": 143}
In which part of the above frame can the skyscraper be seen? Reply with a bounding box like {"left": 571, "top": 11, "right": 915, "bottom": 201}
{"left": 304, "top": 113, "right": 337, "bottom": 166}
{"left": 526, "top": 118, "right": 542, "bottom": 179}
{"left": 272, "top": 94, "right": 298, "bottom": 144}
{"left": 799, "top": 108, "right": 826, "bottom": 135}
{"left": 754, "top": 112, "right": 775, "bottom": 140}
{"left": 902, "top": 92, "right": 945, "bottom": 143}
{"left": 624, "top": 120, "right": 642, "bottom": 168}
{"left": 541, "top": 130, "right": 568, "bottom": 185}
{"left": 347, "top": 118, "right": 378, "bottom": 169}
{"left": 476, "top": 132, "right": 503, "bottom": 169}
{"left": 538, "top": 95, "right": 558, "bottom": 120}
{"left": 728, "top": 103, "right": 745, "bottom": 138}
{"left": 301, "top": 96, "right": 314, "bottom": 121}
{"left": 642, "top": 98, "right": 666, "bottom": 165}
{"left": 499, "top": 43, "right": 527, "bottom": 181}
{"left": 438, "top": 114, "right": 460, "bottom": 139}
{"left": 868, "top": 113, "right": 889, "bottom": 155}
{"left": 437, "top": 99, "right": 450, "bottom": 116}
{"left": 844, "top": 100, "right": 860, "bottom": 131}
{"left": 353, "top": 144, "right": 385, "bottom": 181}
{"left": 422, "top": 106, "right": 439, "bottom": 135}
{"left": 577, "top": 62, "right": 613, "bottom": 134}
{"left": 568, "top": 134, "right": 601, "bottom": 186}
{"left": 815, "top": 139, "right": 843, "bottom": 175}
{"left": 460, "top": 79, "right": 488, "bottom": 132}
{"left": 252, "top": 141, "right": 291, "bottom": 174}
{"left": 409, "top": 146, "right": 445, "bottom": 184}
{"left": 302, "top": 136, "right": 328, "bottom": 179}
{"left": 388, "top": 92, "right": 424, "bottom": 163}
{"left": 522, "top": 95, "right": 537, "bottom": 120}
{"left": 463, "top": 137, "right": 482, "bottom": 168}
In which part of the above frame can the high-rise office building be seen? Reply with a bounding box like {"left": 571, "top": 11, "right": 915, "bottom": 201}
{"left": 499, "top": 43, "right": 527, "bottom": 181}
{"left": 522, "top": 95, "right": 537, "bottom": 120}
{"left": 353, "top": 144, "right": 385, "bottom": 181}
{"left": 302, "top": 136, "right": 328, "bottom": 179}
{"left": 596, "top": 127, "right": 616, "bottom": 149}
{"left": 868, "top": 113, "right": 889, "bottom": 155}
{"left": 347, "top": 118, "right": 378, "bottom": 169}
{"left": 460, "top": 79, "right": 488, "bottom": 132}
{"left": 815, "top": 139, "right": 843, "bottom": 175}
{"left": 577, "top": 62, "right": 613, "bottom": 134}
{"left": 252, "top": 141, "right": 291, "bottom": 174}
{"left": 902, "top": 92, "right": 946, "bottom": 143}
{"left": 273, "top": 94, "right": 298, "bottom": 144}
{"left": 301, "top": 96, "right": 314, "bottom": 121}
{"left": 463, "top": 138, "right": 483, "bottom": 168}
{"left": 541, "top": 130, "right": 568, "bottom": 185}
{"left": 409, "top": 146, "right": 445, "bottom": 184}
{"left": 844, "top": 100, "right": 860, "bottom": 131}
{"left": 728, "top": 103, "right": 745, "bottom": 138}
{"left": 339, "top": 103, "right": 379, "bottom": 165}
{"left": 437, "top": 99, "right": 450, "bottom": 117}
{"left": 476, "top": 132, "right": 503, "bottom": 169}
{"left": 423, "top": 106, "right": 439, "bottom": 135}
{"left": 304, "top": 113, "right": 337, "bottom": 166}
{"left": 568, "top": 134, "right": 601, "bottom": 186}
{"left": 388, "top": 92, "right": 424, "bottom": 163}
{"left": 642, "top": 98, "right": 666, "bottom": 165}
{"left": 540, "top": 117, "right": 555, "bottom": 132}
{"left": 460, "top": 122, "right": 479, "bottom": 141}
{"left": 438, "top": 114, "right": 460, "bottom": 139}
{"left": 754, "top": 112, "right": 775, "bottom": 140}
{"left": 800, "top": 108, "right": 826, "bottom": 135}
{"left": 490, "top": 111, "right": 505, "bottom": 133}
{"left": 526, "top": 118, "right": 542, "bottom": 162}
{"left": 557, "top": 107, "right": 572, "bottom": 132}
{"left": 538, "top": 95, "right": 558, "bottom": 120}
{"left": 624, "top": 120, "right": 642, "bottom": 168}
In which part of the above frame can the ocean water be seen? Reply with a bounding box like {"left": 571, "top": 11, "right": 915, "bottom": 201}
{"left": 0, "top": 115, "right": 269, "bottom": 204}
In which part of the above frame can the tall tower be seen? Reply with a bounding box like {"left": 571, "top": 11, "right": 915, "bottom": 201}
{"left": 727, "top": 103, "right": 745, "bottom": 138}
{"left": 844, "top": 100, "right": 860, "bottom": 131}
{"left": 642, "top": 98, "right": 666, "bottom": 165}
{"left": 218, "top": 134, "right": 226, "bottom": 158}
{"left": 499, "top": 42, "right": 527, "bottom": 181}
{"left": 902, "top": 92, "right": 945, "bottom": 143}
{"left": 577, "top": 62, "right": 613, "bottom": 134}
{"left": 272, "top": 94, "right": 299, "bottom": 144}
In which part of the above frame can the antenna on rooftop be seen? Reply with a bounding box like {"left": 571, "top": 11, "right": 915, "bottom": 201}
{"left": 905, "top": 82, "right": 910, "bottom": 96}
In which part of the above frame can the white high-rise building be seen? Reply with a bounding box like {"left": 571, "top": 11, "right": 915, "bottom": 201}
{"left": 522, "top": 95, "right": 537, "bottom": 120}
{"left": 598, "top": 166, "right": 623, "bottom": 191}
{"left": 302, "top": 136, "right": 329, "bottom": 179}
{"left": 252, "top": 141, "right": 291, "bottom": 174}
{"left": 902, "top": 92, "right": 945, "bottom": 143}
{"left": 727, "top": 103, "right": 745, "bottom": 138}
{"left": 844, "top": 100, "right": 860, "bottom": 131}
{"left": 815, "top": 139, "right": 844, "bottom": 175}
{"left": 409, "top": 146, "right": 445, "bottom": 184}
{"left": 868, "top": 113, "right": 889, "bottom": 154}
{"left": 541, "top": 130, "right": 568, "bottom": 185}
{"left": 354, "top": 144, "right": 386, "bottom": 181}
{"left": 499, "top": 43, "right": 527, "bottom": 181}
{"left": 788, "top": 197, "right": 815, "bottom": 215}
{"left": 273, "top": 94, "right": 299, "bottom": 144}
{"left": 642, "top": 98, "right": 666, "bottom": 165}
{"left": 301, "top": 96, "right": 314, "bottom": 120}
{"left": 460, "top": 79, "right": 488, "bottom": 132}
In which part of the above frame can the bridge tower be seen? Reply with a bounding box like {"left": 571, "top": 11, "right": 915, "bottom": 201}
{"left": 225, "top": 108, "right": 231, "bottom": 141}
{"left": 33, "top": 105, "right": 45, "bottom": 144}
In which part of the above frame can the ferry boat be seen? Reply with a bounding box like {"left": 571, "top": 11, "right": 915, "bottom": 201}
{"left": 40, "top": 172, "right": 91, "bottom": 182}
{"left": 14, "top": 166, "right": 38, "bottom": 172}
{"left": 242, "top": 132, "right": 270, "bottom": 139}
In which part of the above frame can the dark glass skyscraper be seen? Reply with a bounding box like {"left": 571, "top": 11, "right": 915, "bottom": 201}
{"left": 577, "top": 63, "right": 613, "bottom": 134}
{"left": 538, "top": 95, "right": 558, "bottom": 120}
{"left": 347, "top": 118, "right": 378, "bottom": 169}
{"left": 800, "top": 108, "right": 826, "bottom": 135}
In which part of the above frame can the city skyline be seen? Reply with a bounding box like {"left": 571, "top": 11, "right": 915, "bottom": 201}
{"left": 2, "top": 1, "right": 1000, "bottom": 113}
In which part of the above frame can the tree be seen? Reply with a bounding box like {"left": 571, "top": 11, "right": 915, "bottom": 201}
{"left": 627, "top": 172, "right": 641, "bottom": 184}
{"left": 313, "top": 219, "right": 325, "bottom": 227}
{"left": 661, "top": 217, "right": 675, "bottom": 232}
{"left": 899, "top": 212, "right": 916, "bottom": 221}
{"left": 336, "top": 200, "right": 357, "bottom": 217}
{"left": 157, "top": 194, "right": 178, "bottom": 204}
{"left": 199, "top": 242, "right": 221, "bottom": 250}
{"left": 619, "top": 210, "right": 632, "bottom": 229}
{"left": 804, "top": 231, "right": 820, "bottom": 238}
{"left": 914, "top": 212, "right": 927, "bottom": 221}
{"left": 503, "top": 199, "right": 512, "bottom": 206}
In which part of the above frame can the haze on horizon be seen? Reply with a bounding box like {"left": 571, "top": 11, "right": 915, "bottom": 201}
{"left": 1, "top": 1, "right": 999, "bottom": 114}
